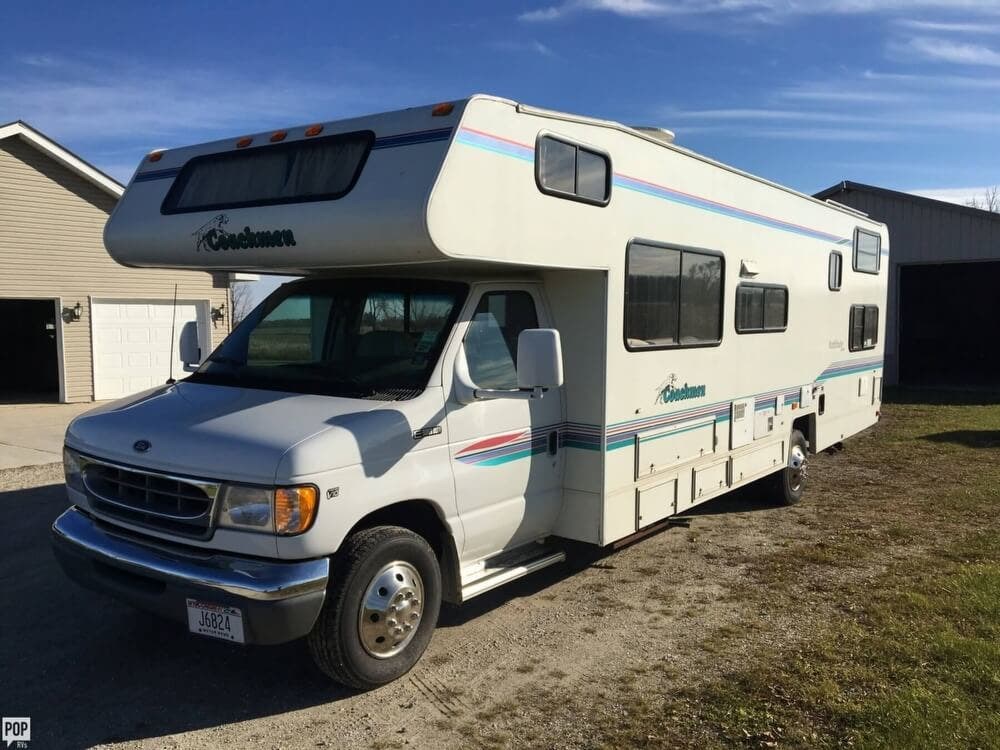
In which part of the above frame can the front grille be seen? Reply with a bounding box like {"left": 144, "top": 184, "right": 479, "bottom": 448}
{"left": 82, "top": 459, "right": 220, "bottom": 539}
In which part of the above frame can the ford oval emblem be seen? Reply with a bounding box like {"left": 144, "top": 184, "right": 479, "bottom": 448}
{"left": 133, "top": 440, "right": 151, "bottom": 453}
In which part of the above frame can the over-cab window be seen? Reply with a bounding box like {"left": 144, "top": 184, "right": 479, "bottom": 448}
{"left": 853, "top": 229, "right": 881, "bottom": 274}
{"left": 536, "top": 135, "right": 611, "bottom": 206}
{"left": 625, "top": 241, "right": 724, "bottom": 350}
{"left": 162, "top": 130, "right": 374, "bottom": 214}
{"left": 736, "top": 284, "right": 788, "bottom": 333}
{"left": 465, "top": 291, "right": 539, "bottom": 389}
{"left": 849, "top": 304, "right": 879, "bottom": 351}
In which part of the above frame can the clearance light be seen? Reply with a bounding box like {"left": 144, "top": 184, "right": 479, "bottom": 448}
{"left": 275, "top": 486, "right": 319, "bottom": 535}
{"left": 270, "top": 130, "right": 287, "bottom": 143}
{"left": 236, "top": 136, "right": 253, "bottom": 148}
{"left": 148, "top": 151, "right": 164, "bottom": 163}
{"left": 432, "top": 102, "right": 454, "bottom": 117}
{"left": 305, "top": 124, "right": 324, "bottom": 137}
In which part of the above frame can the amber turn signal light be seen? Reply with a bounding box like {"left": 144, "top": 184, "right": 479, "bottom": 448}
{"left": 270, "top": 130, "right": 287, "bottom": 142}
{"left": 305, "top": 124, "right": 323, "bottom": 137}
{"left": 148, "top": 151, "right": 163, "bottom": 163}
{"left": 432, "top": 102, "right": 454, "bottom": 117}
{"left": 236, "top": 136, "right": 253, "bottom": 148}
{"left": 274, "top": 486, "right": 318, "bottom": 535}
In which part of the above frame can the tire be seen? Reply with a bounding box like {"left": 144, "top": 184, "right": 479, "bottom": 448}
{"left": 307, "top": 525, "right": 441, "bottom": 689}
{"left": 769, "top": 428, "right": 809, "bottom": 506}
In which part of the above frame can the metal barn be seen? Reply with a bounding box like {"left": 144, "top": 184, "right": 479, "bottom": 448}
{"left": 815, "top": 181, "right": 1000, "bottom": 388}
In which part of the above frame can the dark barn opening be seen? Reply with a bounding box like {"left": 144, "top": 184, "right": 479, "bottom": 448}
{"left": 898, "top": 261, "right": 1000, "bottom": 388}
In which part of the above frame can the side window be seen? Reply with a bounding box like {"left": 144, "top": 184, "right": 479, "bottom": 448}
{"left": 625, "top": 241, "right": 723, "bottom": 349}
{"left": 536, "top": 135, "right": 611, "bottom": 206}
{"left": 829, "top": 251, "right": 843, "bottom": 291}
{"left": 849, "top": 304, "right": 879, "bottom": 351}
{"left": 736, "top": 284, "right": 788, "bottom": 333}
{"left": 464, "top": 291, "right": 539, "bottom": 389}
{"left": 853, "top": 229, "right": 880, "bottom": 274}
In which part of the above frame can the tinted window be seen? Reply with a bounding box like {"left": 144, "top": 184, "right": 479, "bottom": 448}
{"left": 163, "top": 130, "right": 374, "bottom": 214}
{"left": 736, "top": 284, "right": 787, "bottom": 333}
{"left": 829, "top": 251, "right": 843, "bottom": 291}
{"left": 849, "top": 304, "right": 879, "bottom": 351}
{"left": 626, "top": 242, "right": 723, "bottom": 349}
{"left": 465, "top": 291, "right": 539, "bottom": 389}
{"left": 537, "top": 135, "right": 610, "bottom": 205}
{"left": 854, "top": 229, "right": 881, "bottom": 274}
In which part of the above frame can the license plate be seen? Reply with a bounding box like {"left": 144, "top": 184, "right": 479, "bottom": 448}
{"left": 186, "top": 598, "right": 245, "bottom": 644}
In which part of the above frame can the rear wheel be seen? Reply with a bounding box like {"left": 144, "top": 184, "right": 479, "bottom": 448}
{"left": 307, "top": 526, "right": 441, "bottom": 689}
{"left": 770, "top": 429, "right": 808, "bottom": 505}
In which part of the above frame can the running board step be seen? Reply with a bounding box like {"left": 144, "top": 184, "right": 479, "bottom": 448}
{"left": 460, "top": 549, "right": 566, "bottom": 601}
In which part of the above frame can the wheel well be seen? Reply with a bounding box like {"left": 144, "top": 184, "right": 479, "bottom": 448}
{"left": 792, "top": 414, "right": 816, "bottom": 452}
{"left": 348, "top": 499, "right": 449, "bottom": 558}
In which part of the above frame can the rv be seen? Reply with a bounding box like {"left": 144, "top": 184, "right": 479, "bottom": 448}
{"left": 52, "top": 95, "right": 887, "bottom": 688}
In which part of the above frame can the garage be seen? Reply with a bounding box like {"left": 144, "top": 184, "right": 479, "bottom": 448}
{"left": 0, "top": 298, "right": 61, "bottom": 402}
{"left": 898, "top": 262, "right": 1000, "bottom": 388}
{"left": 91, "top": 300, "right": 209, "bottom": 400}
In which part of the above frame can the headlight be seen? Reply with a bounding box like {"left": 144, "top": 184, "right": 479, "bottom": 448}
{"left": 63, "top": 447, "right": 85, "bottom": 492}
{"left": 217, "top": 484, "right": 318, "bottom": 535}
{"left": 217, "top": 485, "right": 274, "bottom": 532}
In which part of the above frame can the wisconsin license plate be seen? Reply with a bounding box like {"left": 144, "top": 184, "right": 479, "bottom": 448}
{"left": 186, "top": 598, "right": 245, "bottom": 644}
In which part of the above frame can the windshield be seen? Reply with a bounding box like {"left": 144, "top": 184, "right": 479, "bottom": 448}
{"left": 190, "top": 278, "right": 467, "bottom": 399}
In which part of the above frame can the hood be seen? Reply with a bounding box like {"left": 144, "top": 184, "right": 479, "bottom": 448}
{"left": 66, "top": 381, "right": 392, "bottom": 484}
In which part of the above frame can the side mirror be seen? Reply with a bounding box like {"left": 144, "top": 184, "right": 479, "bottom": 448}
{"left": 179, "top": 320, "right": 201, "bottom": 372}
{"left": 454, "top": 328, "right": 564, "bottom": 403}
{"left": 516, "top": 329, "right": 564, "bottom": 390}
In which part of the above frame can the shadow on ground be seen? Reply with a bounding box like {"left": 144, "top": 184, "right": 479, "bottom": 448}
{"left": 1, "top": 476, "right": 779, "bottom": 746}
{"left": 922, "top": 430, "right": 1000, "bottom": 449}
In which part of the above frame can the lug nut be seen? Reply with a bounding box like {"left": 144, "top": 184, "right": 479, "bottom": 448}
{"left": 404, "top": 623, "right": 412, "bottom": 631}
{"left": 394, "top": 627, "right": 403, "bottom": 635}
{"left": 388, "top": 618, "right": 396, "bottom": 626}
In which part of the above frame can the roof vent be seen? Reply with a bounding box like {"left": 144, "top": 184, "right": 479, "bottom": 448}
{"left": 632, "top": 126, "right": 675, "bottom": 144}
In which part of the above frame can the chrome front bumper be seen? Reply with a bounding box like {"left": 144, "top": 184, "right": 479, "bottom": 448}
{"left": 51, "top": 507, "right": 330, "bottom": 645}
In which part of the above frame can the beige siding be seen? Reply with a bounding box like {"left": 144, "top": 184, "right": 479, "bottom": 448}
{"left": 0, "top": 136, "right": 230, "bottom": 402}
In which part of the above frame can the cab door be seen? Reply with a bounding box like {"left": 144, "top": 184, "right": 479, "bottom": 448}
{"left": 445, "top": 284, "right": 564, "bottom": 561}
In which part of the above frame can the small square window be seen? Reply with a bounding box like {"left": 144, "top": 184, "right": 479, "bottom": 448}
{"left": 736, "top": 284, "right": 787, "bottom": 333}
{"left": 854, "top": 229, "right": 880, "bottom": 274}
{"left": 537, "top": 138, "right": 576, "bottom": 195}
{"left": 849, "top": 304, "right": 879, "bottom": 351}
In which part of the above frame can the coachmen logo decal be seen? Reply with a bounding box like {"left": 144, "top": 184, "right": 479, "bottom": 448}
{"left": 655, "top": 374, "right": 707, "bottom": 405}
{"left": 194, "top": 214, "right": 297, "bottom": 252}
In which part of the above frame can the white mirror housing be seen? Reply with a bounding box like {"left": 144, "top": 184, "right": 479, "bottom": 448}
{"left": 516, "top": 329, "right": 564, "bottom": 390}
{"left": 179, "top": 320, "right": 201, "bottom": 372}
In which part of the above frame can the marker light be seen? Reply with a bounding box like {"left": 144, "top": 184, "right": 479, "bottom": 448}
{"left": 432, "top": 102, "right": 454, "bottom": 117}
{"left": 305, "top": 124, "right": 324, "bottom": 137}
{"left": 236, "top": 136, "right": 253, "bottom": 148}
{"left": 148, "top": 151, "right": 164, "bottom": 163}
{"left": 275, "top": 486, "right": 319, "bottom": 535}
{"left": 270, "top": 130, "right": 287, "bottom": 142}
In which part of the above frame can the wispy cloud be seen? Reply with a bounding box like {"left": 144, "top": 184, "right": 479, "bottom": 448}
{"left": 907, "top": 186, "right": 996, "bottom": 205}
{"left": 520, "top": 0, "right": 1000, "bottom": 23}
{"left": 892, "top": 35, "right": 1000, "bottom": 65}
{"left": 894, "top": 18, "right": 1000, "bottom": 34}
{"left": 487, "top": 39, "right": 557, "bottom": 56}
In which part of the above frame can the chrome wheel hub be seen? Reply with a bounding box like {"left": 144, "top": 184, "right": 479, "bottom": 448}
{"left": 788, "top": 444, "right": 808, "bottom": 492}
{"left": 358, "top": 561, "right": 424, "bottom": 659}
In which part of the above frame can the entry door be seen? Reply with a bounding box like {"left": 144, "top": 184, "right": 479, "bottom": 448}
{"left": 447, "top": 286, "right": 564, "bottom": 561}
{"left": 0, "top": 299, "right": 59, "bottom": 400}
{"left": 92, "top": 300, "right": 208, "bottom": 400}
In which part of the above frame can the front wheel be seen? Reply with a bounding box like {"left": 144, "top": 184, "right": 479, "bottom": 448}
{"left": 769, "top": 429, "right": 809, "bottom": 506}
{"left": 307, "top": 526, "right": 441, "bottom": 689}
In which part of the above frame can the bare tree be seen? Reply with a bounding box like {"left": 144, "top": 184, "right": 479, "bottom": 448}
{"left": 966, "top": 186, "right": 1000, "bottom": 213}
{"left": 230, "top": 283, "right": 255, "bottom": 327}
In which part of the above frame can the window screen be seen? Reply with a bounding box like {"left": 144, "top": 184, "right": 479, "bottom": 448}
{"left": 736, "top": 284, "right": 788, "bottom": 333}
{"left": 626, "top": 242, "right": 723, "bottom": 349}
{"left": 849, "top": 304, "right": 879, "bottom": 351}
{"left": 854, "top": 229, "right": 881, "bottom": 274}
{"left": 536, "top": 135, "right": 610, "bottom": 205}
{"left": 465, "top": 291, "right": 539, "bottom": 389}
{"left": 162, "top": 130, "right": 374, "bottom": 214}
{"left": 829, "top": 251, "right": 843, "bottom": 291}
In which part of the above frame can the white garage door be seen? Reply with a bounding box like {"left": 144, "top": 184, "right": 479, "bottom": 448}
{"left": 92, "top": 300, "right": 208, "bottom": 400}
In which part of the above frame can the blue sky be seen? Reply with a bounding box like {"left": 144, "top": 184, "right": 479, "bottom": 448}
{"left": 4, "top": 1, "right": 1000, "bottom": 301}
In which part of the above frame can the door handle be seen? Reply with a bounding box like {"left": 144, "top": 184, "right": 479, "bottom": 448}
{"left": 547, "top": 430, "right": 559, "bottom": 456}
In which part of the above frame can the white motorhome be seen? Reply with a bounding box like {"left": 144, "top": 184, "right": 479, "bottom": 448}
{"left": 52, "top": 95, "right": 887, "bottom": 688}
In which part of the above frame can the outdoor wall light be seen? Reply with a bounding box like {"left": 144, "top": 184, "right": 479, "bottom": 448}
{"left": 211, "top": 304, "right": 226, "bottom": 323}
{"left": 71, "top": 302, "right": 82, "bottom": 321}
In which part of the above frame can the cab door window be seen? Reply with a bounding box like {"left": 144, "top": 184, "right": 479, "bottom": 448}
{"left": 464, "top": 291, "right": 539, "bottom": 389}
